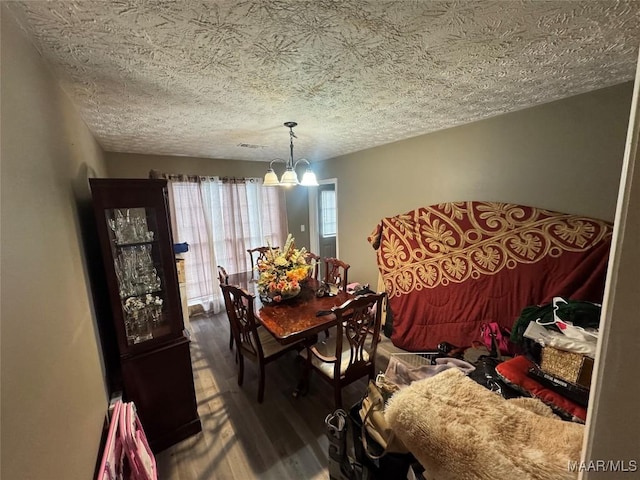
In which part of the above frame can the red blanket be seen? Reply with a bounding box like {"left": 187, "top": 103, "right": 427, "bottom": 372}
{"left": 369, "top": 202, "right": 612, "bottom": 351}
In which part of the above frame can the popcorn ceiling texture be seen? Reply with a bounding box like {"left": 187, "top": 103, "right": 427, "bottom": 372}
{"left": 7, "top": 0, "right": 640, "bottom": 162}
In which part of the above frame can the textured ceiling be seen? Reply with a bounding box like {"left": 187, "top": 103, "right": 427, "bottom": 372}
{"left": 7, "top": 1, "right": 640, "bottom": 163}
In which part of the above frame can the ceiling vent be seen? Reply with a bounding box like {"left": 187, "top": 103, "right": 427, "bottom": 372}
{"left": 237, "top": 143, "right": 266, "bottom": 149}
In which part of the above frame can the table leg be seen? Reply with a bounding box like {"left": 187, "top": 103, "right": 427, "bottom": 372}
{"left": 292, "top": 337, "right": 316, "bottom": 398}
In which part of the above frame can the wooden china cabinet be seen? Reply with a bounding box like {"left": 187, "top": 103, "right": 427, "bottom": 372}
{"left": 89, "top": 178, "right": 201, "bottom": 452}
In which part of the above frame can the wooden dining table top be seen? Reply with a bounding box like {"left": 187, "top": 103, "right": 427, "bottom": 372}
{"left": 225, "top": 271, "right": 353, "bottom": 345}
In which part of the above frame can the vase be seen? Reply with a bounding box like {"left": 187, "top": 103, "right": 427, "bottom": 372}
{"left": 136, "top": 311, "right": 154, "bottom": 343}
{"left": 125, "top": 310, "right": 153, "bottom": 344}
{"left": 262, "top": 285, "right": 301, "bottom": 304}
{"left": 281, "top": 286, "right": 301, "bottom": 300}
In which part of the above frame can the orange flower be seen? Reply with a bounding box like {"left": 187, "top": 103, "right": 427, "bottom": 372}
{"left": 256, "top": 235, "right": 312, "bottom": 300}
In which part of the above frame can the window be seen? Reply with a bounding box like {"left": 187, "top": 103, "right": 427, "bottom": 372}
{"left": 320, "top": 189, "right": 337, "bottom": 238}
{"left": 170, "top": 177, "right": 287, "bottom": 313}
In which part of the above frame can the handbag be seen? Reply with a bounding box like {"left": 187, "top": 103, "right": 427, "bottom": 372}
{"left": 358, "top": 378, "right": 408, "bottom": 459}
{"left": 480, "top": 322, "right": 512, "bottom": 358}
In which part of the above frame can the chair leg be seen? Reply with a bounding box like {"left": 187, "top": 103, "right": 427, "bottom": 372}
{"left": 258, "top": 363, "right": 266, "bottom": 403}
{"left": 294, "top": 351, "right": 312, "bottom": 398}
{"left": 237, "top": 355, "right": 244, "bottom": 386}
{"left": 334, "top": 384, "right": 342, "bottom": 410}
{"left": 229, "top": 329, "right": 238, "bottom": 363}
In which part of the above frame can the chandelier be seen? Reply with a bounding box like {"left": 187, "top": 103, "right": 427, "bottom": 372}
{"left": 263, "top": 122, "right": 319, "bottom": 187}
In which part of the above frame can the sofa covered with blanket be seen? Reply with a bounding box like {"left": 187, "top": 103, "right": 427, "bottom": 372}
{"left": 368, "top": 201, "right": 612, "bottom": 351}
{"left": 366, "top": 202, "right": 610, "bottom": 479}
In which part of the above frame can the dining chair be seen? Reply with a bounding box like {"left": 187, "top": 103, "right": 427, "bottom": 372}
{"left": 220, "top": 283, "right": 303, "bottom": 403}
{"left": 303, "top": 292, "right": 385, "bottom": 408}
{"left": 217, "top": 265, "right": 229, "bottom": 285}
{"left": 247, "top": 246, "right": 277, "bottom": 275}
{"left": 323, "top": 257, "right": 350, "bottom": 291}
{"left": 217, "top": 265, "right": 235, "bottom": 350}
{"left": 304, "top": 251, "right": 321, "bottom": 280}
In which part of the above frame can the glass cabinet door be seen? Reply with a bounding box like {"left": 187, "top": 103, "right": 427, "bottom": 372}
{"left": 106, "top": 207, "right": 171, "bottom": 346}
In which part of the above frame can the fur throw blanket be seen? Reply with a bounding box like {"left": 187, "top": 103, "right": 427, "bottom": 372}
{"left": 385, "top": 369, "right": 584, "bottom": 480}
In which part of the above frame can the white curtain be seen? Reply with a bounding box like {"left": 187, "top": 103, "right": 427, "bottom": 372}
{"left": 169, "top": 176, "right": 287, "bottom": 314}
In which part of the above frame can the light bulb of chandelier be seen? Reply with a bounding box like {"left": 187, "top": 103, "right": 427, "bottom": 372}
{"left": 263, "top": 121, "right": 319, "bottom": 187}
{"left": 263, "top": 168, "right": 280, "bottom": 186}
{"left": 299, "top": 169, "right": 319, "bottom": 186}
{"left": 279, "top": 167, "right": 299, "bottom": 186}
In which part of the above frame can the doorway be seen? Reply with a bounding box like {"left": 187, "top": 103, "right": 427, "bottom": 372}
{"left": 309, "top": 178, "right": 338, "bottom": 280}
{"left": 581, "top": 55, "right": 640, "bottom": 473}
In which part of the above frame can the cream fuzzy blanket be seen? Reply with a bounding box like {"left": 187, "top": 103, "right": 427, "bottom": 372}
{"left": 385, "top": 369, "right": 584, "bottom": 480}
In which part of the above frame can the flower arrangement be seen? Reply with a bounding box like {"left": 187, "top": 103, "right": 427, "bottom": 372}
{"left": 256, "top": 234, "right": 312, "bottom": 302}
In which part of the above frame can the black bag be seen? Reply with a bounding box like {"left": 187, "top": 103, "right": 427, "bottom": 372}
{"left": 349, "top": 401, "right": 415, "bottom": 480}
{"left": 325, "top": 405, "right": 414, "bottom": 480}
{"left": 326, "top": 409, "right": 362, "bottom": 480}
{"left": 467, "top": 356, "right": 520, "bottom": 399}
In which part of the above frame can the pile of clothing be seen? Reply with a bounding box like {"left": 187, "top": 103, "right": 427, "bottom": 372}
{"left": 493, "top": 297, "right": 601, "bottom": 421}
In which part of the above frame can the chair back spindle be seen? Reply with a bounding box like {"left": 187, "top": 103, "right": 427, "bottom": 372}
{"left": 305, "top": 252, "right": 321, "bottom": 280}
{"left": 304, "top": 292, "right": 385, "bottom": 408}
{"left": 324, "top": 257, "right": 350, "bottom": 291}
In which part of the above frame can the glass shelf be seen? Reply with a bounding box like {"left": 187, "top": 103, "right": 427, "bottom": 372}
{"left": 114, "top": 240, "right": 159, "bottom": 249}
{"left": 123, "top": 304, "right": 169, "bottom": 345}
{"left": 107, "top": 207, "right": 156, "bottom": 245}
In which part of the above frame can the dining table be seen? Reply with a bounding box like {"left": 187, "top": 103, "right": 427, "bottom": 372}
{"left": 224, "top": 271, "right": 355, "bottom": 397}
{"left": 225, "top": 271, "right": 353, "bottom": 345}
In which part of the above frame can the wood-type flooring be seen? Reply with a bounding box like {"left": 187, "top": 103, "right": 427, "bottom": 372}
{"left": 155, "top": 312, "right": 374, "bottom": 480}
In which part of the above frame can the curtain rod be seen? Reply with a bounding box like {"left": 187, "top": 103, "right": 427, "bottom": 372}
{"left": 149, "top": 170, "right": 259, "bottom": 184}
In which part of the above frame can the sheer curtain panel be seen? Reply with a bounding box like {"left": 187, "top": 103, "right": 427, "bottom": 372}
{"left": 171, "top": 179, "right": 219, "bottom": 313}
{"left": 168, "top": 175, "right": 287, "bottom": 313}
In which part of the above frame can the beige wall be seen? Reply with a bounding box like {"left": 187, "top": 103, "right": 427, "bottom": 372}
{"left": 106, "top": 152, "right": 312, "bottom": 248}
{"left": 107, "top": 152, "right": 272, "bottom": 180}
{"left": 106, "top": 85, "right": 633, "bottom": 288}
{"left": 1, "top": 7, "right": 109, "bottom": 479}
{"left": 313, "top": 83, "right": 633, "bottom": 286}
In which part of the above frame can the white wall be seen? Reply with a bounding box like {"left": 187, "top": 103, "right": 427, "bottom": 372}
{"left": 582, "top": 61, "right": 640, "bottom": 479}
{"left": 1, "top": 6, "right": 109, "bottom": 479}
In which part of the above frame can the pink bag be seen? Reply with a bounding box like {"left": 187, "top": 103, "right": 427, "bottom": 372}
{"left": 480, "top": 322, "right": 512, "bottom": 357}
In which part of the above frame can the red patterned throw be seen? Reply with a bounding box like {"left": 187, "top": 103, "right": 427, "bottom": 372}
{"left": 368, "top": 201, "right": 612, "bottom": 350}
